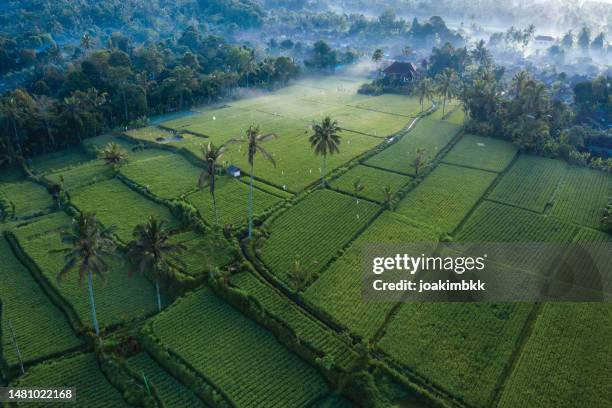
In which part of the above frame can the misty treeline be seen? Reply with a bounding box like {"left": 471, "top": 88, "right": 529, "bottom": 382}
{"left": 0, "top": 25, "right": 302, "bottom": 164}
{"left": 454, "top": 45, "right": 611, "bottom": 171}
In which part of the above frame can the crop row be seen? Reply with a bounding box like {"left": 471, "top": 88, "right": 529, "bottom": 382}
{"left": 550, "top": 166, "right": 612, "bottom": 229}
{"left": 259, "top": 189, "right": 380, "bottom": 284}
{"left": 0, "top": 236, "right": 81, "bottom": 370}
{"left": 395, "top": 164, "right": 497, "bottom": 233}
{"left": 304, "top": 211, "right": 439, "bottom": 340}
{"left": 12, "top": 353, "right": 129, "bottom": 407}
{"left": 365, "top": 116, "right": 461, "bottom": 175}
{"left": 126, "top": 352, "right": 206, "bottom": 408}
{"left": 12, "top": 211, "right": 159, "bottom": 330}
{"left": 330, "top": 165, "right": 412, "bottom": 203}
{"left": 379, "top": 302, "right": 533, "bottom": 408}
{"left": 150, "top": 287, "right": 329, "bottom": 407}
{"left": 0, "top": 181, "right": 53, "bottom": 218}
{"left": 488, "top": 155, "right": 568, "bottom": 212}
{"left": 441, "top": 133, "right": 517, "bottom": 173}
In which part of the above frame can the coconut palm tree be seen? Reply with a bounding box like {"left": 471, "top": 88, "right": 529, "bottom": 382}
{"left": 381, "top": 185, "right": 393, "bottom": 206}
{"left": 415, "top": 78, "right": 435, "bottom": 113}
{"left": 352, "top": 177, "right": 365, "bottom": 204}
{"left": 99, "top": 142, "right": 129, "bottom": 170}
{"left": 310, "top": 117, "right": 341, "bottom": 187}
{"left": 243, "top": 125, "right": 277, "bottom": 238}
{"left": 198, "top": 142, "right": 230, "bottom": 225}
{"left": 56, "top": 212, "right": 116, "bottom": 335}
{"left": 435, "top": 68, "right": 458, "bottom": 116}
{"left": 127, "top": 217, "right": 185, "bottom": 312}
{"left": 413, "top": 148, "right": 427, "bottom": 176}
{"left": 372, "top": 49, "right": 384, "bottom": 74}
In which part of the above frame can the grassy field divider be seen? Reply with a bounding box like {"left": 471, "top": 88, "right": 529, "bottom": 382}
{"left": 140, "top": 313, "right": 236, "bottom": 408}
{"left": 97, "top": 351, "right": 157, "bottom": 407}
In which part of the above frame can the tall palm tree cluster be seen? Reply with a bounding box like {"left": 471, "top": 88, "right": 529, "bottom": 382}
{"left": 0, "top": 26, "right": 299, "bottom": 164}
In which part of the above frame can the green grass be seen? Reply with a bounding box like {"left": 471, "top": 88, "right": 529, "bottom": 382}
{"left": 29, "top": 147, "right": 91, "bottom": 174}
{"left": 70, "top": 178, "right": 179, "bottom": 242}
{"left": 82, "top": 134, "right": 136, "bottom": 152}
{"left": 0, "top": 181, "right": 54, "bottom": 218}
{"left": 46, "top": 160, "right": 114, "bottom": 192}
{"left": 441, "top": 134, "right": 517, "bottom": 172}
{"left": 330, "top": 165, "right": 411, "bottom": 203}
{"left": 395, "top": 164, "right": 497, "bottom": 233}
{"left": 186, "top": 177, "right": 282, "bottom": 226}
{"left": 12, "top": 353, "right": 129, "bottom": 407}
{"left": 13, "top": 212, "right": 160, "bottom": 329}
{"left": 260, "top": 189, "right": 379, "bottom": 283}
{"left": 120, "top": 152, "right": 202, "bottom": 199}
{"left": 365, "top": 117, "right": 461, "bottom": 175}
{"left": 488, "top": 155, "right": 568, "bottom": 212}
{"left": 349, "top": 94, "right": 426, "bottom": 117}
{"left": 149, "top": 287, "right": 329, "bottom": 407}
{"left": 444, "top": 107, "right": 465, "bottom": 125}
{"left": 498, "top": 303, "right": 612, "bottom": 408}
{"left": 550, "top": 166, "right": 612, "bottom": 229}
{"left": 379, "top": 303, "right": 533, "bottom": 408}
{"left": 0, "top": 236, "right": 81, "bottom": 368}
{"left": 456, "top": 201, "right": 578, "bottom": 271}
{"left": 304, "top": 212, "right": 439, "bottom": 339}
{"left": 126, "top": 352, "right": 207, "bottom": 408}
{"left": 169, "top": 230, "right": 234, "bottom": 276}
{"left": 231, "top": 271, "right": 356, "bottom": 370}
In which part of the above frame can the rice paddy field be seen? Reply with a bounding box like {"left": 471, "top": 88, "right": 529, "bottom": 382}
{"left": 1, "top": 75, "right": 610, "bottom": 408}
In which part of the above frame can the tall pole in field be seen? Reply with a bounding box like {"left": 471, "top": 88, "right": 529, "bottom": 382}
{"left": 8, "top": 319, "right": 25, "bottom": 374}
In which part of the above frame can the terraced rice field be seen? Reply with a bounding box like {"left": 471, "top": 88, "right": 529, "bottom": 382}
{"left": 365, "top": 117, "right": 461, "bottom": 175}
{"left": 259, "top": 189, "right": 379, "bottom": 283}
{"left": 498, "top": 303, "right": 612, "bottom": 408}
{"left": 120, "top": 151, "right": 202, "bottom": 199}
{"left": 550, "top": 166, "right": 612, "bottom": 229}
{"left": 45, "top": 160, "right": 114, "bottom": 192}
{"left": 0, "top": 181, "right": 54, "bottom": 218}
{"left": 170, "top": 231, "right": 234, "bottom": 276}
{"left": 379, "top": 303, "right": 533, "bottom": 408}
{"left": 29, "top": 147, "right": 90, "bottom": 174}
{"left": 70, "top": 178, "right": 179, "bottom": 242}
{"left": 231, "top": 272, "right": 356, "bottom": 370}
{"left": 12, "top": 212, "right": 159, "bottom": 329}
{"left": 348, "top": 93, "right": 426, "bottom": 117}
{"left": 488, "top": 155, "right": 568, "bottom": 212}
{"left": 304, "top": 212, "right": 439, "bottom": 339}
{"left": 126, "top": 352, "right": 207, "bottom": 407}
{"left": 395, "top": 164, "right": 497, "bottom": 233}
{"left": 442, "top": 133, "right": 517, "bottom": 172}
{"left": 149, "top": 287, "right": 329, "bottom": 407}
{"left": 186, "top": 177, "right": 282, "bottom": 226}
{"left": 12, "top": 353, "right": 129, "bottom": 407}
{"left": 330, "top": 165, "right": 411, "bottom": 203}
{"left": 0, "top": 236, "right": 81, "bottom": 368}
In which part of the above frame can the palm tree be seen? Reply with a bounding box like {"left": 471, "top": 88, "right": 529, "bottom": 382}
{"left": 80, "top": 33, "right": 96, "bottom": 55}
{"left": 127, "top": 217, "right": 185, "bottom": 312}
{"left": 56, "top": 213, "right": 115, "bottom": 335}
{"left": 198, "top": 142, "right": 229, "bottom": 225}
{"left": 310, "top": 117, "right": 341, "bottom": 187}
{"left": 352, "top": 177, "right": 365, "bottom": 204}
{"left": 381, "top": 185, "right": 393, "bottom": 206}
{"left": 415, "top": 78, "right": 435, "bottom": 112}
{"left": 242, "top": 125, "right": 277, "bottom": 238}
{"left": 372, "top": 49, "right": 384, "bottom": 74}
{"left": 30, "top": 95, "right": 57, "bottom": 149}
{"left": 435, "top": 68, "right": 458, "bottom": 116}
{"left": 413, "top": 148, "right": 427, "bottom": 176}
{"left": 0, "top": 96, "right": 25, "bottom": 158}
{"left": 512, "top": 71, "right": 529, "bottom": 98}
{"left": 99, "top": 142, "right": 129, "bottom": 170}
